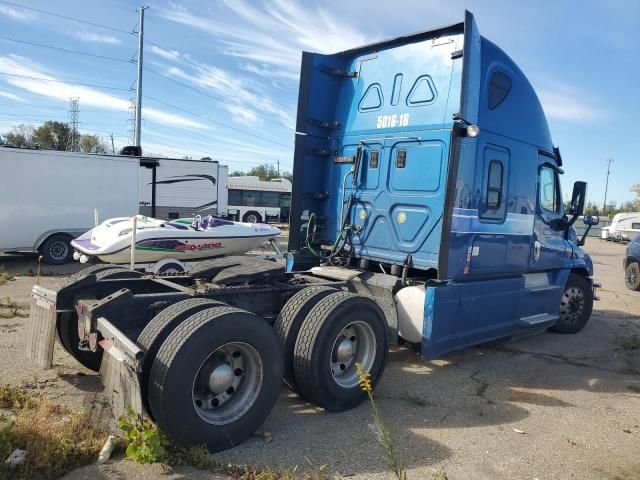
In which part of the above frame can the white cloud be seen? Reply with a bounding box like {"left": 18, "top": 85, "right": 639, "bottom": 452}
{"left": 0, "top": 54, "right": 207, "bottom": 130}
{"left": 225, "top": 105, "right": 262, "bottom": 125}
{"left": 0, "top": 90, "right": 24, "bottom": 102}
{"left": 75, "top": 32, "right": 123, "bottom": 45}
{"left": 160, "top": 0, "right": 370, "bottom": 75}
{"left": 537, "top": 84, "right": 606, "bottom": 122}
{"left": 239, "top": 63, "right": 299, "bottom": 82}
{"left": 0, "top": 4, "right": 35, "bottom": 22}
{"left": 149, "top": 44, "right": 181, "bottom": 61}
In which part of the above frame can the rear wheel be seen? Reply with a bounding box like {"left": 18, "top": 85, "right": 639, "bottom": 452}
{"left": 274, "top": 286, "right": 338, "bottom": 393}
{"left": 293, "top": 292, "right": 389, "bottom": 412}
{"left": 550, "top": 273, "right": 593, "bottom": 334}
{"left": 137, "top": 298, "right": 224, "bottom": 417}
{"left": 58, "top": 312, "right": 103, "bottom": 371}
{"left": 243, "top": 211, "right": 262, "bottom": 224}
{"left": 60, "top": 264, "right": 118, "bottom": 288}
{"left": 94, "top": 267, "right": 142, "bottom": 280}
{"left": 40, "top": 234, "right": 73, "bottom": 265}
{"left": 625, "top": 261, "right": 640, "bottom": 291}
{"left": 157, "top": 262, "right": 184, "bottom": 275}
{"left": 148, "top": 306, "right": 283, "bottom": 450}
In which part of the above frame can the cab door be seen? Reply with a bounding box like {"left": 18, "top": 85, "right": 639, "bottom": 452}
{"left": 529, "top": 161, "right": 567, "bottom": 271}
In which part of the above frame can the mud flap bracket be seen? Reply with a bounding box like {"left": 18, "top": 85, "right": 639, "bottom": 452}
{"left": 26, "top": 285, "right": 58, "bottom": 369}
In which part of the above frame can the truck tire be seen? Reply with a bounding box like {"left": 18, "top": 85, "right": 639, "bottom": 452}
{"left": 550, "top": 273, "right": 593, "bottom": 334}
{"left": 242, "top": 211, "right": 262, "bottom": 224}
{"left": 137, "top": 298, "right": 225, "bottom": 417}
{"left": 147, "top": 306, "right": 283, "bottom": 450}
{"left": 293, "top": 292, "right": 389, "bottom": 412}
{"left": 625, "top": 261, "right": 640, "bottom": 291}
{"left": 40, "top": 234, "right": 73, "bottom": 265}
{"left": 57, "top": 312, "right": 103, "bottom": 372}
{"left": 94, "top": 267, "right": 142, "bottom": 280}
{"left": 274, "top": 286, "right": 338, "bottom": 393}
{"left": 60, "top": 264, "right": 118, "bottom": 289}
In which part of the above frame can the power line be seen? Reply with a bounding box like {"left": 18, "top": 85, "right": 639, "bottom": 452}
{"left": 0, "top": 35, "right": 133, "bottom": 63}
{"left": 143, "top": 66, "right": 293, "bottom": 131}
{"left": 144, "top": 38, "right": 292, "bottom": 111}
{"left": 143, "top": 94, "right": 292, "bottom": 149}
{"left": 0, "top": 0, "right": 134, "bottom": 35}
{"left": 0, "top": 72, "right": 130, "bottom": 91}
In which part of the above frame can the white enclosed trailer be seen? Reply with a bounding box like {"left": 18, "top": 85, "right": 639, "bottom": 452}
{"left": 0, "top": 147, "right": 229, "bottom": 264}
{"left": 0, "top": 147, "right": 140, "bottom": 264}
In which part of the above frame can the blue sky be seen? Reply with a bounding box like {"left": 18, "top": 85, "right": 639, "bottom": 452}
{"left": 0, "top": 0, "right": 637, "bottom": 204}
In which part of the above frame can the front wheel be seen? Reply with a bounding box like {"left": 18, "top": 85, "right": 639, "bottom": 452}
{"left": 550, "top": 273, "right": 593, "bottom": 334}
{"left": 625, "top": 261, "right": 640, "bottom": 291}
{"left": 40, "top": 234, "right": 73, "bottom": 265}
{"left": 293, "top": 292, "right": 389, "bottom": 412}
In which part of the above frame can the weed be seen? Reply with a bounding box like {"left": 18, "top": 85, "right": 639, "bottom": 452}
{"left": 356, "top": 363, "right": 408, "bottom": 480}
{"left": 0, "top": 385, "right": 107, "bottom": 480}
{"left": 118, "top": 406, "right": 166, "bottom": 464}
{"left": 620, "top": 334, "right": 640, "bottom": 351}
{"left": 432, "top": 466, "right": 448, "bottom": 480}
{"left": 0, "top": 297, "right": 28, "bottom": 319}
{"left": 0, "top": 266, "right": 11, "bottom": 286}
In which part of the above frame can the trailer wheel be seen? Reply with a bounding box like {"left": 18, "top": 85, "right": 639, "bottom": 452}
{"left": 293, "top": 292, "right": 388, "bottom": 412}
{"left": 57, "top": 312, "right": 103, "bottom": 372}
{"left": 243, "top": 211, "right": 262, "bottom": 224}
{"left": 40, "top": 234, "right": 73, "bottom": 265}
{"left": 550, "top": 273, "right": 593, "bottom": 334}
{"left": 137, "top": 298, "right": 224, "bottom": 417}
{"left": 157, "top": 262, "right": 184, "bottom": 275}
{"left": 625, "top": 261, "right": 640, "bottom": 291}
{"left": 274, "top": 286, "right": 338, "bottom": 393}
{"left": 148, "top": 306, "right": 283, "bottom": 450}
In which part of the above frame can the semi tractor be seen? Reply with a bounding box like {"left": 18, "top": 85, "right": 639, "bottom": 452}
{"left": 26, "top": 11, "right": 599, "bottom": 452}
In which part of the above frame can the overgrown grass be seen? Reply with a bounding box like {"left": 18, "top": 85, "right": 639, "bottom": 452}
{"left": 0, "top": 297, "right": 28, "bottom": 319}
{"left": 0, "top": 266, "right": 12, "bottom": 286}
{"left": 0, "top": 385, "right": 107, "bottom": 480}
{"left": 356, "top": 363, "right": 408, "bottom": 480}
{"left": 620, "top": 334, "right": 640, "bottom": 351}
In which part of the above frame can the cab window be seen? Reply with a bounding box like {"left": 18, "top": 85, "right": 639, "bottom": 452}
{"left": 539, "top": 166, "right": 561, "bottom": 213}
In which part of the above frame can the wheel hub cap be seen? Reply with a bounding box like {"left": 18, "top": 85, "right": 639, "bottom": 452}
{"left": 336, "top": 338, "right": 354, "bottom": 363}
{"left": 330, "top": 322, "right": 376, "bottom": 389}
{"left": 208, "top": 364, "right": 234, "bottom": 393}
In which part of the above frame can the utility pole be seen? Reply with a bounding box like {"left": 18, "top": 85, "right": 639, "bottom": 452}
{"left": 277, "top": 159, "right": 280, "bottom": 176}
{"left": 603, "top": 158, "right": 614, "bottom": 215}
{"left": 127, "top": 98, "right": 136, "bottom": 144}
{"left": 110, "top": 133, "right": 116, "bottom": 155}
{"left": 134, "top": 6, "right": 147, "bottom": 147}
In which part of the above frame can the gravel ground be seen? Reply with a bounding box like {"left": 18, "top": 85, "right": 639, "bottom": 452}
{"left": 0, "top": 238, "right": 639, "bottom": 480}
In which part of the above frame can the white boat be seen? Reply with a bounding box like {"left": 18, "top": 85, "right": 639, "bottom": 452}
{"left": 608, "top": 212, "right": 640, "bottom": 241}
{"left": 71, "top": 215, "right": 280, "bottom": 265}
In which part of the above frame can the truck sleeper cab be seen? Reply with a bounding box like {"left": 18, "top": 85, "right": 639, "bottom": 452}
{"left": 25, "top": 11, "right": 598, "bottom": 452}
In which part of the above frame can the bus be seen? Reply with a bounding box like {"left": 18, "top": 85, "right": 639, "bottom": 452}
{"left": 227, "top": 176, "right": 292, "bottom": 224}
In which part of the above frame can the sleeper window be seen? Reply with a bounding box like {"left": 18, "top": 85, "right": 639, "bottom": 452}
{"left": 539, "top": 166, "right": 560, "bottom": 213}
{"left": 370, "top": 150, "right": 379, "bottom": 169}
{"left": 487, "top": 160, "right": 503, "bottom": 209}
{"left": 396, "top": 150, "right": 406, "bottom": 168}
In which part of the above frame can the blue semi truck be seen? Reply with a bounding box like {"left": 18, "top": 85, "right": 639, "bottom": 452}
{"left": 26, "top": 11, "right": 599, "bottom": 451}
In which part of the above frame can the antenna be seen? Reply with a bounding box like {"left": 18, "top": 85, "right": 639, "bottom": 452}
{"left": 68, "top": 97, "right": 80, "bottom": 152}
{"left": 603, "top": 158, "right": 614, "bottom": 215}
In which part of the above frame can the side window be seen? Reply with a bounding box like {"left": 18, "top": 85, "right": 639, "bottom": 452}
{"left": 396, "top": 150, "right": 406, "bottom": 168}
{"left": 369, "top": 150, "right": 379, "bottom": 169}
{"left": 488, "top": 71, "right": 512, "bottom": 109}
{"left": 486, "top": 160, "right": 503, "bottom": 209}
{"left": 539, "top": 166, "right": 560, "bottom": 213}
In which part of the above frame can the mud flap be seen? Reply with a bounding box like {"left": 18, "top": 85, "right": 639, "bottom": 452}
{"left": 25, "top": 285, "right": 58, "bottom": 369}
{"left": 97, "top": 317, "right": 144, "bottom": 421}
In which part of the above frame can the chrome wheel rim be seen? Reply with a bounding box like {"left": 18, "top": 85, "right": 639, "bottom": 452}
{"left": 247, "top": 214, "right": 258, "bottom": 223}
{"left": 49, "top": 240, "right": 68, "bottom": 261}
{"left": 627, "top": 264, "right": 639, "bottom": 288}
{"left": 559, "top": 286, "right": 585, "bottom": 324}
{"left": 192, "top": 342, "right": 263, "bottom": 425}
{"left": 329, "top": 321, "right": 376, "bottom": 388}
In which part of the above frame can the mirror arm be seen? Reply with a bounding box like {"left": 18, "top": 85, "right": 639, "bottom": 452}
{"left": 578, "top": 223, "right": 592, "bottom": 246}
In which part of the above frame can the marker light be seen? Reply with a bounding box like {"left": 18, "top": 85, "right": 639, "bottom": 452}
{"left": 466, "top": 124, "right": 480, "bottom": 137}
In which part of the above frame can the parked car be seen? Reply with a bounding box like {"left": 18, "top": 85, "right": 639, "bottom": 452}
{"left": 624, "top": 234, "right": 640, "bottom": 291}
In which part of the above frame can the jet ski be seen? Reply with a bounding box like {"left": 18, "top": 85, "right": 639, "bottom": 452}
{"left": 71, "top": 215, "right": 281, "bottom": 265}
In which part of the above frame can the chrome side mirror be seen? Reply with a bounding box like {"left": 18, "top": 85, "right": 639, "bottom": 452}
{"left": 583, "top": 215, "right": 599, "bottom": 226}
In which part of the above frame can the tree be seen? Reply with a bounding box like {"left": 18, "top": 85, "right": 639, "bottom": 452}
{"left": 32, "top": 121, "right": 73, "bottom": 150}
{"left": 79, "top": 134, "right": 108, "bottom": 154}
{"left": 229, "top": 170, "right": 245, "bottom": 177}
{"left": 632, "top": 184, "right": 640, "bottom": 210}
{"left": 4, "top": 124, "right": 36, "bottom": 148}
